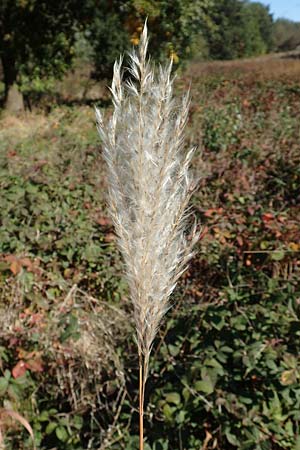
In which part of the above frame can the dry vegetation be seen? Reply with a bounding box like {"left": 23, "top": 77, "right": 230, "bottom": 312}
{"left": 0, "top": 52, "right": 299, "bottom": 449}
{"left": 189, "top": 51, "right": 300, "bottom": 80}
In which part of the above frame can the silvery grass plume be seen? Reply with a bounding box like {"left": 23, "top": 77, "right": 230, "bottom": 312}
{"left": 95, "top": 22, "right": 198, "bottom": 448}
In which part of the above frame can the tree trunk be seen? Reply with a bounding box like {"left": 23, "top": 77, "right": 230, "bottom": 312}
{"left": 4, "top": 83, "right": 24, "bottom": 113}
{"left": 1, "top": 53, "right": 24, "bottom": 113}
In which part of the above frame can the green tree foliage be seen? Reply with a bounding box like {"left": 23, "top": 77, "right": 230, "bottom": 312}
{"left": 273, "top": 19, "right": 300, "bottom": 52}
{"left": 242, "top": 1, "right": 274, "bottom": 55}
{"left": 86, "top": 0, "right": 216, "bottom": 79}
{"left": 204, "top": 0, "right": 245, "bottom": 60}
{"left": 0, "top": 0, "right": 81, "bottom": 106}
{"left": 204, "top": 0, "right": 273, "bottom": 60}
{"left": 0, "top": 0, "right": 294, "bottom": 112}
{"left": 129, "top": 0, "right": 216, "bottom": 63}
{"left": 84, "top": 0, "right": 131, "bottom": 80}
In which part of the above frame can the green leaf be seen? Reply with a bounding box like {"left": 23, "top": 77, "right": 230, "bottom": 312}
{"left": 168, "top": 344, "right": 180, "bottom": 357}
{"left": 204, "top": 358, "right": 223, "bottom": 369}
{"left": 182, "top": 387, "right": 190, "bottom": 402}
{"left": 13, "top": 374, "right": 28, "bottom": 386}
{"left": 176, "top": 410, "right": 186, "bottom": 424}
{"left": 73, "top": 415, "right": 83, "bottom": 430}
{"left": 154, "top": 440, "right": 169, "bottom": 450}
{"left": 165, "top": 392, "right": 181, "bottom": 405}
{"left": 225, "top": 429, "right": 240, "bottom": 446}
{"left": 271, "top": 250, "right": 285, "bottom": 261}
{"left": 0, "top": 348, "right": 9, "bottom": 362}
{"left": 260, "top": 240, "right": 270, "bottom": 250}
{"left": 0, "top": 377, "right": 9, "bottom": 395}
{"left": 56, "top": 425, "right": 69, "bottom": 442}
{"left": 283, "top": 354, "right": 297, "bottom": 369}
{"left": 45, "top": 422, "right": 57, "bottom": 435}
{"left": 195, "top": 379, "right": 214, "bottom": 395}
{"left": 38, "top": 410, "right": 49, "bottom": 422}
{"left": 60, "top": 313, "right": 80, "bottom": 342}
{"left": 26, "top": 183, "right": 38, "bottom": 194}
{"left": 163, "top": 404, "right": 175, "bottom": 421}
{"left": 210, "top": 315, "right": 225, "bottom": 331}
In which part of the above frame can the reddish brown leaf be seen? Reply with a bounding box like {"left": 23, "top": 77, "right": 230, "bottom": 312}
{"left": 10, "top": 259, "right": 22, "bottom": 275}
{"left": 204, "top": 209, "right": 216, "bottom": 218}
{"left": 4, "top": 254, "right": 15, "bottom": 263}
{"left": 204, "top": 208, "right": 223, "bottom": 218}
{"left": 20, "top": 257, "right": 33, "bottom": 271}
{"left": 278, "top": 216, "right": 286, "bottom": 223}
{"left": 29, "top": 313, "right": 44, "bottom": 325}
{"left": 9, "top": 337, "right": 18, "bottom": 348}
{"left": 236, "top": 236, "right": 243, "bottom": 247}
{"left": 7, "top": 150, "right": 17, "bottom": 158}
{"left": 262, "top": 213, "right": 274, "bottom": 223}
{"left": 199, "top": 226, "right": 209, "bottom": 240}
{"left": 96, "top": 216, "right": 112, "bottom": 226}
{"left": 12, "top": 360, "right": 27, "bottom": 379}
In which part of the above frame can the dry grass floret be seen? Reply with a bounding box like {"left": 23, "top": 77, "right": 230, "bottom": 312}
{"left": 96, "top": 23, "right": 198, "bottom": 448}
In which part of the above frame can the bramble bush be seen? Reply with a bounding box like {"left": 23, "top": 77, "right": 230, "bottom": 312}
{"left": 0, "top": 56, "right": 300, "bottom": 449}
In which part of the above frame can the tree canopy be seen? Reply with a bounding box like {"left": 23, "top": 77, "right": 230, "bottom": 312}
{"left": 85, "top": 0, "right": 216, "bottom": 79}
{"left": 0, "top": 0, "right": 82, "bottom": 108}
{"left": 273, "top": 19, "right": 300, "bottom": 51}
{"left": 203, "top": 0, "right": 273, "bottom": 60}
{"left": 1, "top": 0, "right": 299, "bottom": 110}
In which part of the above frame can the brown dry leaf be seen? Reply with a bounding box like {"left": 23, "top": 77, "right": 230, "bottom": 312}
{"left": 201, "top": 430, "right": 213, "bottom": 450}
{"left": 289, "top": 242, "right": 300, "bottom": 252}
{"left": 17, "top": 349, "right": 35, "bottom": 359}
{"left": 281, "top": 369, "right": 297, "bottom": 386}
{"left": 26, "top": 358, "right": 43, "bottom": 373}
{"left": 104, "top": 232, "right": 116, "bottom": 243}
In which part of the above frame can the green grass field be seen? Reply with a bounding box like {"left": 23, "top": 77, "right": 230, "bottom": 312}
{"left": 0, "top": 53, "right": 300, "bottom": 449}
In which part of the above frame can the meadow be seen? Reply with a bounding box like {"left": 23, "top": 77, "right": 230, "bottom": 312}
{"left": 0, "top": 52, "right": 300, "bottom": 449}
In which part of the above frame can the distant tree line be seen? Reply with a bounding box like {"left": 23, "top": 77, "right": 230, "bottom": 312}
{"left": 1, "top": 0, "right": 300, "bottom": 110}
{"left": 273, "top": 19, "right": 300, "bottom": 52}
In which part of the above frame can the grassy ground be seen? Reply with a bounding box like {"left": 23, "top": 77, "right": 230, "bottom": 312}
{"left": 0, "top": 53, "right": 300, "bottom": 449}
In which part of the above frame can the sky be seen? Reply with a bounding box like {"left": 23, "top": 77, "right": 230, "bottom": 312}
{"left": 252, "top": 0, "right": 300, "bottom": 22}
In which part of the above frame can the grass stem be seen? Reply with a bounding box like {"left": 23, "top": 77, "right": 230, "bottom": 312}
{"left": 139, "top": 355, "right": 144, "bottom": 450}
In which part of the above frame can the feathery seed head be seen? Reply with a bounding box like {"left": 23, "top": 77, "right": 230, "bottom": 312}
{"left": 96, "top": 22, "right": 198, "bottom": 375}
